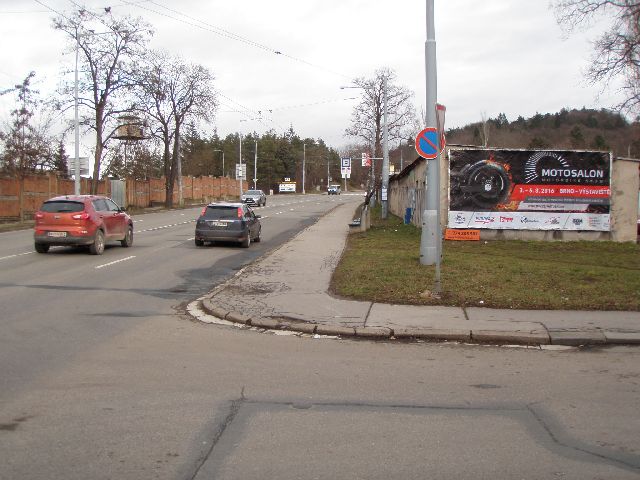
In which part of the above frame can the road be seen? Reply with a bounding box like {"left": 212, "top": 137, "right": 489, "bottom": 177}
{"left": 0, "top": 194, "right": 355, "bottom": 398}
{"left": 1, "top": 193, "right": 639, "bottom": 479}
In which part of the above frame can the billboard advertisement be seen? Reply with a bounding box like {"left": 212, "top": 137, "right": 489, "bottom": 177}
{"left": 448, "top": 149, "right": 611, "bottom": 231}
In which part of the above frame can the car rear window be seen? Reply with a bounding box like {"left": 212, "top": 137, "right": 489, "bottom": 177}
{"left": 40, "top": 201, "right": 85, "bottom": 213}
{"left": 246, "top": 191, "right": 261, "bottom": 195}
{"left": 204, "top": 206, "right": 240, "bottom": 220}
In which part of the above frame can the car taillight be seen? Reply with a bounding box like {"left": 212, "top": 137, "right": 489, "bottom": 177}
{"left": 72, "top": 212, "right": 90, "bottom": 220}
{"left": 35, "top": 212, "right": 44, "bottom": 220}
{"left": 201, "top": 207, "right": 207, "bottom": 216}
{"left": 237, "top": 208, "right": 243, "bottom": 218}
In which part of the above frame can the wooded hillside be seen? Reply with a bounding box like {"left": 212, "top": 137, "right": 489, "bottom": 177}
{"left": 444, "top": 108, "right": 640, "bottom": 157}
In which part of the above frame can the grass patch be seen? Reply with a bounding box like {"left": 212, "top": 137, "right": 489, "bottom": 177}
{"left": 331, "top": 207, "right": 640, "bottom": 311}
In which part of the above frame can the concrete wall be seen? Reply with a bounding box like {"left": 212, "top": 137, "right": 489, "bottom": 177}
{"left": 389, "top": 152, "right": 639, "bottom": 243}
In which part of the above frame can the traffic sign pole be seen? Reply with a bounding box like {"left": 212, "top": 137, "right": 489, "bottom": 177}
{"left": 421, "top": 0, "right": 441, "bottom": 292}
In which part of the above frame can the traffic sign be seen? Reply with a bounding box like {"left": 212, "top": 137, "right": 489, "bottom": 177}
{"left": 415, "top": 127, "right": 440, "bottom": 160}
{"left": 361, "top": 152, "right": 371, "bottom": 167}
{"left": 235, "top": 163, "right": 247, "bottom": 179}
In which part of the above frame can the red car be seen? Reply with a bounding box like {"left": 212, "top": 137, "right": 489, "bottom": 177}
{"left": 34, "top": 195, "right": 133, "bottom": 255}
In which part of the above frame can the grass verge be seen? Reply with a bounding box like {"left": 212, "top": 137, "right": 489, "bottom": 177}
{"left": 330, "top": 207, "right": 640, "bottom": 311}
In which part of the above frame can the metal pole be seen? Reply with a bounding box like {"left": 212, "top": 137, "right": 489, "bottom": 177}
{"left": 222, "top": 151, "right": 225, "bottom": 177}
{"left": 177, "top": 134, "right": 183, "bottom": 207}
{"left": 400, "top": 142, "right": 404, "bottom": 171}
{"left": 326, "top": 159, "right": 330, "bottom": 191}
{"left": 420, "top": 0, "right": 442, "bottom": 291}
{"left": 74, "top": 34, "right": 80, "bottom": 195}
{"left": 302, "top": 143, "right": 306, "bottom": 194}
{"left": 381, "top": 77, "right": 389, "bottom": 219}
{"left": 254, "top": 140, "right": 257, "bottom": 190}
{"left": 238, "top": 134, "right": 242, "bottom": 198}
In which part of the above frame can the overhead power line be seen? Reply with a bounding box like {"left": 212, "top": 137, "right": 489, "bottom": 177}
{"left": 119, "top": 0, "right": 351, "bottom": 80}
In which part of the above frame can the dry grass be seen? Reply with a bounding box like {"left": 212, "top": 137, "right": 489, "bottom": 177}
{"left": 331, "top": 208, "right": 640, "bottom": 311}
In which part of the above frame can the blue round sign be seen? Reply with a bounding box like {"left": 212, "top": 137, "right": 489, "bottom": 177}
{"left": 415, "top": 127, "right": 440, "bottom": 159}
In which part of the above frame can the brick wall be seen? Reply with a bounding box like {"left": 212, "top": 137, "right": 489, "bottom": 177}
{"left": 0, "top": 174, "right": 249, "bottom": 221}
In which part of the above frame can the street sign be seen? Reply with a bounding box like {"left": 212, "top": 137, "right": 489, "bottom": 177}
{"left": 415, "top": 127, "right": 440, "bottom": 160}
{"left": 235, "top": 163, "right": 247, "bottom": 179}
{"left": 362, "top": 152, "right": 371, "bottom": 167}
{"left": 341, "top": 157, "right": 351, "bottom": 178}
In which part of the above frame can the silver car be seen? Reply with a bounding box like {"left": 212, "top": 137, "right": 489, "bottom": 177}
{"left": 241, "top": 190, "right": 267, "bottom": 207}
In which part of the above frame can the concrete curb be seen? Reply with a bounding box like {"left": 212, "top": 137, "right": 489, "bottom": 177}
{"left": 199, "top": 300, "right": 640, "bottom": 347}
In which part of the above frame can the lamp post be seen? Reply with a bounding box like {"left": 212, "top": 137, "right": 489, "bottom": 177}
{"left": 73, "top": 30, "right": 81, "bottom": 195}
{"left": 421, "top": 0, "right": 442, "bottom": 292}
{"left": 213, "top": 149, "right": 225, "bottom": 177}
{"left": 302, "top": 143, "right": 306, "bottom": 194}
{"left": 254, "top": 140, "right": 258, "bottom": 190}
{"left": 238, "top": 133, "right": 243, "bottom": 198}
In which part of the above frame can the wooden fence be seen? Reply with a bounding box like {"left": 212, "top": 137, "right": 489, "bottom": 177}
{"left": 0, "top": 173, "right": 247, "bottom": 221}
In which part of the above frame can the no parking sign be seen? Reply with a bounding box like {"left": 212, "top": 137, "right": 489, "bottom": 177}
{"left": 415, "top": 127, "right": 440, "bottom": 159}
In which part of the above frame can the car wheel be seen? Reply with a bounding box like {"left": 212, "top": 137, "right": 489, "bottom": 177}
{"left": 89, "top": 229, "right": 105, "bottom": 255}
{"left": 35, "top": 243, "right": 49, "bottom": 254}
{"left": 195, "top": 238, "right": 204, "bottom": 247}
{"left": 241, "top": 234, "right": 251, "bottom": 248}
{"left": 121, "top": 226, "right": 133, "bottom": 247}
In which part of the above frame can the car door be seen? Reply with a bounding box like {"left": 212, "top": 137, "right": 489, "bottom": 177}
{"left": 92, "top": 198, "right": 119, "bottom": 239}
{"left": 244, "top": 207, "right": 257, "bottom": 238}
{"left": 104, "top": 198, "right": 126, "bottom": 238}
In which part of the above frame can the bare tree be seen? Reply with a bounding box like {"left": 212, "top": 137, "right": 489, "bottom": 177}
{"left": 552, "top": 0, "right": 640, "bottom": 115}
{"left": 134, "top": 51, "right": 217, "bottom": 207}
{"left": 53, "top": 9, "right": 153, "bottom": 192}
{"left": 345, "top": 68, "right": 416, "bottom": 159}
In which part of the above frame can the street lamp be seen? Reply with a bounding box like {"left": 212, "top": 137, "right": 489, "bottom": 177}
{"left": 74, "top": 31, "right": 81, "bottom": 195}
{"left": 213, "top": 149, "right": 225, "bottom": 177}
{"left": 302, "top": 143, "right": 306, "bottom": 194}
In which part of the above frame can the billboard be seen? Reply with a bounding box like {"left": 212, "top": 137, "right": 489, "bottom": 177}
{"left": 447, "top": 148, "right": 611, "bottom": 231}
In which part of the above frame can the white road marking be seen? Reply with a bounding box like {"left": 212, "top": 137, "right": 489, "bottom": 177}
{"left": 0, "top": 251, "right": 34, "bottom": 261}
{"left": 95, "top": 256, "right": 136, "bottom": 269}
{"left": 135, "top": 220, "right": 195, "bottom": 234}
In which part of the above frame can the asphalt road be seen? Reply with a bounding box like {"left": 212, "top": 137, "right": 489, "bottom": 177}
{"left": 0, "top": 194, "right": 355, "bottom": 398}
{"left": 1, "top": 193, "right": 639, "bottom": 479}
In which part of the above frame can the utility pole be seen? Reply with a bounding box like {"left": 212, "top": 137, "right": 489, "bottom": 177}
{"left": 254, "top": 140, "right": 257, "bottom": 190}
{"left": 238, "top": 133, "right": 243, "bottom": 198}
{"left": 420, "top": 0, "right": 442, "bottom": 292}
{"left": 74, "top": 31, "right": 80, "bottom": 195}
{"left": 326, "top": 158, "right": 330, "bottom": 191}
{"left": 381, "top": 76, "right": 390, "bottom": 219}
{"left": 302, "top": 143, "right": 306, "bottom": 194}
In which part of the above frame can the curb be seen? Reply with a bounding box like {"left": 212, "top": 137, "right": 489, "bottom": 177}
{"left": 199, "top": 299, "right": 640, "bottom": 347}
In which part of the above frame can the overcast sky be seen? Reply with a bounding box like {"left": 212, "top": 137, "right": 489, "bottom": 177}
{"left": 0, "top": 0, "right": 625, "bottom": 154}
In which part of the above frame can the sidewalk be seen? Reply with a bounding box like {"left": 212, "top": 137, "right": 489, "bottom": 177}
{"left": 199, "top": 202, "right": 640, "bottom": 347}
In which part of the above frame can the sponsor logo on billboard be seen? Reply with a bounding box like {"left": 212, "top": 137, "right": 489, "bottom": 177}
{"left": 474, "top": 215, "right": 495, "bottom": 225}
